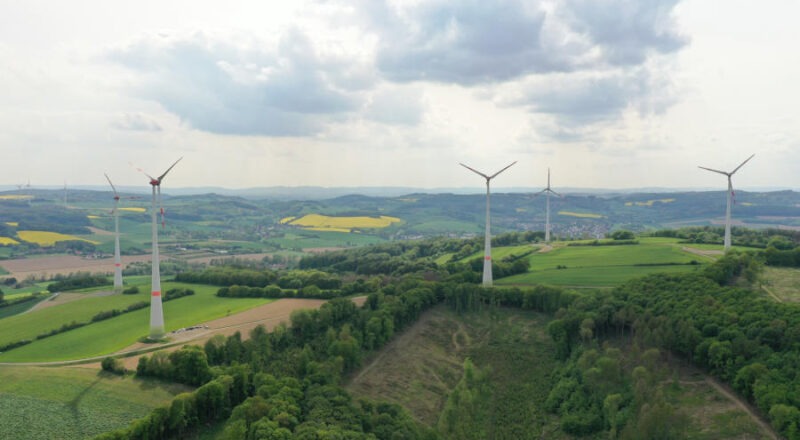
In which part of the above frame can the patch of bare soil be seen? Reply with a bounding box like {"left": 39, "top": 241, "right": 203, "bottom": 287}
{"left": 0, "top": 254, "right": 159, "bottom": 279}
{"left": 180, "top": 253, "right": 272, "bottom": 265}
{"left": 538, "top": 244, "right": 554, "bottom": 253}
{"left": 305, "top": 247, "right": 345, "bottom": 253}
{"left": 682, "top": 246, "right": 723, "bottom": 260}
{"left": 87, "top": 226, "right": 114, "bottom": 236}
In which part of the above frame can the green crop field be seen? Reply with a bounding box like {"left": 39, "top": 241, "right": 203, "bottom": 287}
{"left": 498, "top": 263, "right": 701, "bottom": 287}
{"left": 0, "top": 290, "right": 155, "bottom": 348}
{"left": 495, "top": 237, "right": 706, "bottom": 287}
{"left": 0, "top": 282, "right": 272, "bottom": 362}
{"left": 266, "top": 230, "right": 387, "bottom": 249}
{"left": 0, "top": 366, "right": 191, "bottom": 439}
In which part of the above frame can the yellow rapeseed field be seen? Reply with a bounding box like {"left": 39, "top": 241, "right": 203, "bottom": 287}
{"left": 0, "top": 237, "right": 19, "bottom": 246}
{"left": 119, "top": 207, "right": 147, "bottom": 213}
{"left": 624, "top": 198, "right": 676, "bottom": 207}
{"left": 558, "top": 211, "right": 605, "bottom": 219}
{"left": 87, "top": 215, "right": 101, "bottom": 219}
{"left": 286, "top": 214, "right": 401, "bottom": 232}
{"left": 17, "top": 231, "right": 100, "bottom": 247}
{"left": 0, "top": 195, "right": 32, "bottom": 200}
{"left": 5, "top": 222, "right": 18, "bottom": 227}
{"left": 280, "top": 216, "right": 296, "bottom": 224}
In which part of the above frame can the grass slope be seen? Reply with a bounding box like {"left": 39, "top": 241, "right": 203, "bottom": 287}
{"left": 348, "top": 306, "right": 564, "bottom": 438}
{"left": 0, "top": 282, "right": 271, "bottom": 362}
{"left": 0, "top": 366, "right": 190, "bottom": 439}
{"left": 497, "top": 237, "right": 705, "bottom": 287}
{"left": 761, "top": 266, "right": 800, "bottom": 302}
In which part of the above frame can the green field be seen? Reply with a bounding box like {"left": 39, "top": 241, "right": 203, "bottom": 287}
{"left": 266, "top": 230, "right": 387, "bottom": 249}
{"left": 499, "top": 263, "right": 701, "bottom": 287}
{"left": 494, "top": 237, "right": 706, "bottom": 287}
{"left": 761, "top": 267, "right": 800, "bottom": 302}
{"left": 0, "top": 366, "right": 190, "bottom": 439}
{"left": 0, "top": 282, "right": 271, "bottom": 362}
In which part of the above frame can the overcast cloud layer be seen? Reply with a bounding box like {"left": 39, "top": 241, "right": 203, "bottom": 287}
{"left": 0, "top": 0, "right": 798, "bottom": 189}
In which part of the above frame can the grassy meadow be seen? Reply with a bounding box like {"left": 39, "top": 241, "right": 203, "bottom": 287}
{"left": 761, "top": 266, "right": 800, "bottom": 302}
{"left": 266, "top": 230, "right": 387, "bottom": 249}
{"left": 0, "top": 282, "right": 272, "bottom": 362}
{"left": 491, "top": 237, "right": 708, "bottom": 287}
{"left": 0, "top": 366, "right": 191, "bottom": 439}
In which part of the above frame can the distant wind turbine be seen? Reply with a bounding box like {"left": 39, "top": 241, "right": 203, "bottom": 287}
{"left": 698, "top": 154, "right": 754, "bottom": 251}
{"left": 535, "top": 168, "right": 561, "bottom": 243}
{"left": 460, "top": 161, "right": 517, "bottom": 287}
{"left": 137, "top": 157, "right": 182, "bottom": 339}
{"left": 104, "top": 174, "right": 123, "bottom": 295}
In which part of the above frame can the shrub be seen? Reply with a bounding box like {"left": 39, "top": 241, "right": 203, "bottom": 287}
{"left": 101, "top": 357, "right": 126, "bottom": 375}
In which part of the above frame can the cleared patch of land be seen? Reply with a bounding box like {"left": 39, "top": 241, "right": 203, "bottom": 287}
{"left": 348, "top": 306, "right": 564, "bottom": 437}
{"left": 0, "top": 365, "right": 190, "bottom": 439}
{"left": 761, "top": 266, "right": 800, "bottom": 302}
{"left": 0, "top": 254, "right": 158, "bottom": 279}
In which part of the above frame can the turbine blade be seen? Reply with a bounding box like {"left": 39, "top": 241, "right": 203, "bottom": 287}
{"left": 459, "top": 163, "right": 489, "bottom": 179}
{"left": 104, "top": 173, "right": 118, "bottom": 196}
{"left": 730, "top": 153, "right": 755, "bottom": 175}
{"left": 130, "top": 161, "right": 156, "bottom": 181}
{"left": 550, "top": 189, "right": 563, "bottom": 197}
{"left": 698, "top": 166, "right": 729, "bottom": 176}
{"left": 157, "top": 157, "right": 183, "bottom": 182}
{"left": 489, "top": 161, "right": 517, "bottom": 180}
{"left": 547, "top": 168, "right": 551, "bottom": 189}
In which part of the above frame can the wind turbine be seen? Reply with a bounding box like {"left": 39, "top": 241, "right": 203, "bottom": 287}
{"left": 535, "top": 168, "right": 561, "bottom": 243}
{"left": 460, "top": 161, "right": 517, "bottom": 287}
{"left": 138, "top": 157, "right": 182, "bottom": 339}
{"left": 104, "top": 174, "right": 123, "bottom": 294}
{"left": 698, "top": 154, "right": 754, "bottom": 251}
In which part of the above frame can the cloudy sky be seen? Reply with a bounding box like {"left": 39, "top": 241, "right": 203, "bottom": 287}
{"left": 1, "top": 0, "right": 798, "bottom": 191}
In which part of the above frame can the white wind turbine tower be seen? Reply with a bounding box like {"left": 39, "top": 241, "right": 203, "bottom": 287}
{"left": 698, "top": 154, "right": 754, "bottom": 252}
{"left": 535, "top": 168, "right": 561, "bottom": 243}
{"left": 104, "top": 174, "right": 124, "bottom": 294}
{"left": 460, "top": 161, "right": 517, "bottom": 287}
{"left": 138, "top": 157, "right": 182, "bottom": 339}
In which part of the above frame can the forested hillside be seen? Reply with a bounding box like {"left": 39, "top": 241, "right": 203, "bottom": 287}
{"left": 89, "top": 229, "right": 800, "bottom": 438}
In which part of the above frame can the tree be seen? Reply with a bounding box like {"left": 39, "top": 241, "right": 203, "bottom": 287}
{"left": 610, "top": 230, "right": 635, "bottom": 240}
